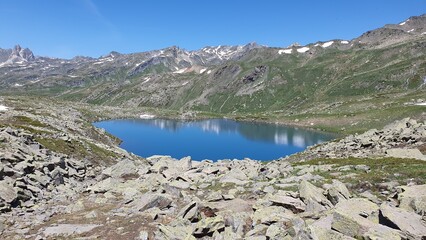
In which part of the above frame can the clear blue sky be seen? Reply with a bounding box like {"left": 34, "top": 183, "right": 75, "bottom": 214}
{"left": 0, "top": 0, "right": 424, "bottom": 59}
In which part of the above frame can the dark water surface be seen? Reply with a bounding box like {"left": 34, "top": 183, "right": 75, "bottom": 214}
{"left": 94, "top": 119, "right": 334, "bottom": 161}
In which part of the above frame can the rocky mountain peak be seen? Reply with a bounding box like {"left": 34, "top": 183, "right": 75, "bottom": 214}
{"left": 11, "top": 44, "right": 35, "bottom": 62}
{"left": 243, "top": 42, "right": 261, "bottom": 50}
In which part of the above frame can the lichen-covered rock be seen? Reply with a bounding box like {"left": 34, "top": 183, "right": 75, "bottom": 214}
{"left": 379, "top": 202, "right": 426, "bottom": 239}
{"left": 0, "top": 181, "right": 17, "bottom": 204}
{"left": 177, "top": 201, "right": 200, "bottom": 222}
{"left": 134, "top": 193, "right": 173, "bottom": 212}
{"left": 252, "top": 206, "right": 295, "bottom": 225}
{"left": 299, "top": 180, "right": 333, "bottom": 212}
{"left": 193, "top": 215, "right": 225, "bottom": 237}
{"left": 101, "top": 159, "right": 138, "bottom": 178}
{"left": 331, "top": 198, "right": 403, "bottom": 239}
{"left": 269, "top": 194, "right": 306, "bottom": 213}
{"left": 395, "top": 184, "right": 426, "bottom": 215}
{"left": 326, "top": 180, "right": 351, "bottom": 205}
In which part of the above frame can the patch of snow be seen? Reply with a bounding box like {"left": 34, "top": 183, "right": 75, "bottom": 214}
{"left": 30, "top": 79, "right": 41, "bottom": 84}
{"left": 407, "top": 29, "right": 415, "bottom": 33}
{"left": 140, "top": 114, "right": 155, "bottom": 119}
{"left": 134, "top": 61, "right": 145, "bottom": 67}
{"left": 341, "top": 40, "right": 349, "bottom": 44}
{"left": 0, "top": 105, "right": 9, "bottom": 111}
{"left": 296, "top": 47, "right": 310, "bottom": 53}
{"left": 141, "top": 77, "right": 151, "bottom": 84}
{"left": 314, "top": 43, "right": 320, "bottom": 47}
{"left": 14, "top": 83, "right": 23, "bottom": 87}
{"left": 421, "top": 32, "right": 426, "bottom": 35}
{"left": 399, "top": 21, "right": 407, "bottom": 26}
{"left": 93, "top": 57, "right": 113, "bottom": 65}
{"left": 207, "top": 70, "right": 212, "bottom": 74}
{"left": 173, "top": 68, "right": 187, "bottom": 74}
{"left": 68, "top": 75, "right": 78, "bottom": 78}
{"left": 322, "top": 41, "right": 334, "bottom": 48}
{"left": 414, "top": 103, "right": 426, "bottom": 106}
{"left": 41, "top": 66, "right": 52, "bottom": 71}
{"left": 182, "top": 81, "right": 189, "bottom": 86}
{"left": 278, "top": 49, "right": 292, "bottom": 54}
{"left": 200, "top": 68, "right": 207, "bottom": 74}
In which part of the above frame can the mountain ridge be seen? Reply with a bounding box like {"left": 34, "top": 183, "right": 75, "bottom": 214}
{"left": 0, "top": 14, "right": 425, "bottom": 134}
{"left": 0, "top": 14, "right": 424, "bottom": 64}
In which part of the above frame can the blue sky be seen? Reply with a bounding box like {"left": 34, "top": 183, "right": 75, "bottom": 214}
{"left": 0, "top": 0, "right": 424, "bottom": 58}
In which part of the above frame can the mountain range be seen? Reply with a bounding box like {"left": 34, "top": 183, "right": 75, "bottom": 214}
{"left": 0, "top": 14, "right": 425, "bottom": 132}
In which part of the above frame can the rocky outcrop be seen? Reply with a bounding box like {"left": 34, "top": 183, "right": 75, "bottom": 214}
{"left": 242, "top": 65, "right": 267, "bottom": 83}
{"left": 305, "top": 118, "right": 426, "bottom": 160}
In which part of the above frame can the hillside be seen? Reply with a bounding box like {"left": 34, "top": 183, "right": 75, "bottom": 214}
{"left": 0, "top": 15, "right": 426, "bottom": 133}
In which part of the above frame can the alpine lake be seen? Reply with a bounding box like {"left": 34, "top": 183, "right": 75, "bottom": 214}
{"left": 94, "top": 118, "right": 335, "bottom": 161}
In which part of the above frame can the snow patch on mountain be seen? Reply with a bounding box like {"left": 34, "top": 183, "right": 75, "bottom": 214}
{"left": 296, "top": 47, "right": 310, "bottom": 53}
{"left": 173, "top": 68, "right": 187, "bottom": 74}
{"left": 399, "top": 19, "right": 409, "bottom": 26}
{"left": 141, "top": 77, "right": 150, "bottom": 84}
{"left": 278, "top": 49, "right": 292, "bottom": 54}
{"left": 341, "top": 40, "right": 349, "bottom": 44}
{"left": 140, "top": 114, "right": 155, "bottom": 119}
{"left": 322, "top": 41, "right": 334, "bottom": 48}
{"left": 93, "top": 57, "right": 114, "bottom": 65}
{"left": 0, "top": 105, "right": 9, "bottom": 111}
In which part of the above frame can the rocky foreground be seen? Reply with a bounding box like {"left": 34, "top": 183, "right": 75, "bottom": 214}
{"left": 0, "top": 99, "right": 425, "bottom": 239}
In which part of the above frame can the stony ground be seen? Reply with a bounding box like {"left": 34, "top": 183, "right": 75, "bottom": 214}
{"left": 0, "top": 97, "right": 425, "bottom": 239}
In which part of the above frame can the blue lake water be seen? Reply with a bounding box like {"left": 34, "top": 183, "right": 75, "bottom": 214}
{"left": 94, "top": 119, "right": 334, "bottom": 161}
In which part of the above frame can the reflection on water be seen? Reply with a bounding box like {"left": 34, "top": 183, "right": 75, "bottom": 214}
{"left": 94, "top": 118, "right": 334, "bottom": 161}
{"left": 130, "top": 119, "right": 330, "bottom": 148}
